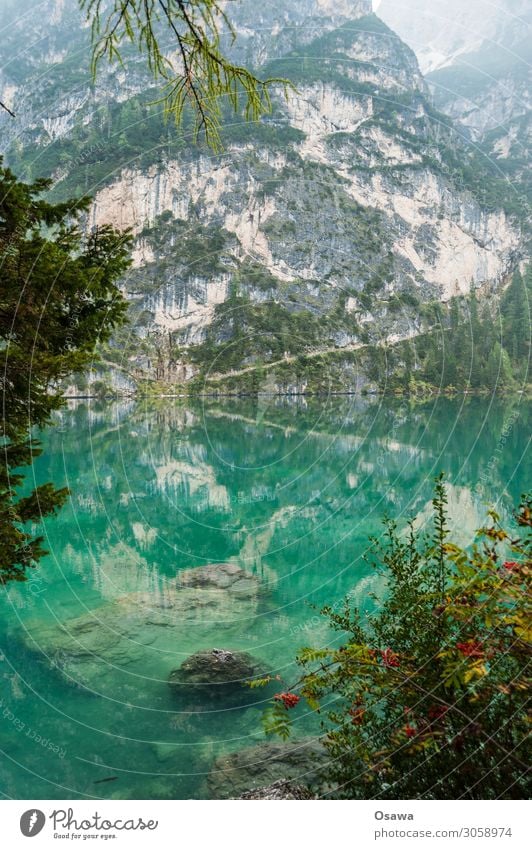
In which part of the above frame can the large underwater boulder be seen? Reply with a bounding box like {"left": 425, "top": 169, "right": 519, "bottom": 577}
{"left": 206, "top": 739, "right": 330, "bottom": 799}
{"left": 23, "top": 564, "right": 266, "bottom": 692}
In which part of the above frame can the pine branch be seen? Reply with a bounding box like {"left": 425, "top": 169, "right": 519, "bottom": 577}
{"left": 80, "top": 0, "right": 293, "bottom": 150}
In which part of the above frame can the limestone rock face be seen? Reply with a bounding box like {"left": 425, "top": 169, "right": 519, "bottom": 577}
{"left": 379, "top": 0, "right": 531, "bottom": 176}
{"left": 1, "top": 1, "right": 526, "bottom": 392}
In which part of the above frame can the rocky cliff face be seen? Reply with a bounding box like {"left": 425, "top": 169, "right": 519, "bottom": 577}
{"left": 223, "top": 0, "right": 374, "bottom": 66}
{"left": 0, "top": 1, "right": 526, "bottom": 392}
{"left": 427, "top": 23, "right": 531, "bottom": 188}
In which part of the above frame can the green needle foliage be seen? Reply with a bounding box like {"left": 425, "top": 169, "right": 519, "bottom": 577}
{"left": 261, "top": 478, "right": 531, "bottom": 799}
{"left": 0, "top": 160, "right": 132, "bottom": 584}
{"left": 81, "top": 0, "right": 292, "bottom": 150}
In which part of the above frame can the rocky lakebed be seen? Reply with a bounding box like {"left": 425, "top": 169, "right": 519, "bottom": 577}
{"left": 20, "top": 562, "right": 328, "bottom": 798}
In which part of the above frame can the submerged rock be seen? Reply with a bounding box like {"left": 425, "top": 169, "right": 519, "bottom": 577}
{"left": 151, "top": 705, "right": 264, "bottom": 764}
{"left": 239, "top": 779, "right": 316, "bottom": 800}
{"left": 206, "top": 740, "right": 329, "bottom": 799}
{"left": 168, "top": 648, "right": 269, "bottom": 704}
{"left": 176, "top": 562, "right": 262, "bottom": 598}
{"left": 169, "top": 647, "right": 266, "bottom": 686}
{"left": 23, "top": 564, "right": 266, "bottom": 692}
{"left": 120, "top": 562, "right": 265, "bottom": 624}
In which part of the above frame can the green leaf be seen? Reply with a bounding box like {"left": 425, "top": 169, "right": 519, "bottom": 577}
{"left": 248, "top": 676, "right": 273, "bottom": 689}
{"left": 262, "top": 703, "right": 292, "bottom": 740}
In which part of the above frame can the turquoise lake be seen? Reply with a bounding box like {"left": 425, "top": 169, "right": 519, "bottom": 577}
{"left": 0, "top": 395, "right": 529, "bottom": 799}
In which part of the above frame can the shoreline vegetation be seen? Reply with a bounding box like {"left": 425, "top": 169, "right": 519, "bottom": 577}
{"left": 254, "top": 481, "right": 532, "bottom": 800}
{"left": 80, "top": 265, "right": 532, "bottom": 401}
{"left": 63, "top": 386, "right": 532, "bottom": 401}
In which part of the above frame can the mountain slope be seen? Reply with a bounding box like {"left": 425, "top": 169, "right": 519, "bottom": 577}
{"left": 378, "top": 0, "right": 531, "bottom": 206}
{"left": 427, "top": 14, "right": 531, "bottom": 201}
{"left": 0, "top": 3, "right": 526, "bottom": 393}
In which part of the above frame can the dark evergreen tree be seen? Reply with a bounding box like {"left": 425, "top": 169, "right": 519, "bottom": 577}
{"left": 0, "top": 161, "right": 132, "bottom": 583}
{"left": 502, "top": 269, "right": 531, "bottom": 367}
{"left": 483, "top": 341, "right": 515, "bottom": 389}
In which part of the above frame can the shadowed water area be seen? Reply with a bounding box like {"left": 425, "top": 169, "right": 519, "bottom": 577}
{"left": 0, "top": 395, "right": 529, "bottom": 799}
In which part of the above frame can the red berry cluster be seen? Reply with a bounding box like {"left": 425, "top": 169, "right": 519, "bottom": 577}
{"left": 381, "top": 648, "right": 400, "bottom": 668}
{"left": 456, "top": 640, "right": 484, "bottom": 658}
{"left": 428, "top": 704, "right": 448, "bottom": 722}
{"left": 274, "top": 692, "right": 300, "bottom": 709}
{"left": 348, "top": 706, "right": 365, "bottom": 726}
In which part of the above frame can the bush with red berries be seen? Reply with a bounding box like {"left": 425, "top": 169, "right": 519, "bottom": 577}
{"left": 261, "top": 478, "right": 531, "bottom": 799}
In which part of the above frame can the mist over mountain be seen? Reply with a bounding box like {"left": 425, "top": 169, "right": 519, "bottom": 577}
{"left": 377, "top": 0, "right": 530, "bottom": 74}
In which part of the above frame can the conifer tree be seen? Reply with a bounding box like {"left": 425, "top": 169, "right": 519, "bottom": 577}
{"left": 0, "top": 161, "right": 132, "bottom": 583}
{"left": 502, "top": 269, "right": 531, "bottom": 365}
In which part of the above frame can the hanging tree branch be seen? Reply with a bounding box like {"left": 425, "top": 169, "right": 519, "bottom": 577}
{"left": 80, "top": 0, "right": 292, "bottom": 150}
